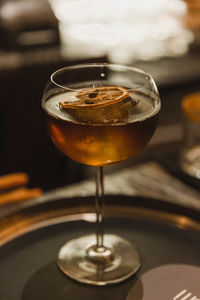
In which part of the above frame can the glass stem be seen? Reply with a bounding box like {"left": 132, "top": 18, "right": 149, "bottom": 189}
{"left": 86, "top": 166, "right": 114, "bottom": 265}
{"left": 95, "top": 166, "right": 105, "bottom": 248}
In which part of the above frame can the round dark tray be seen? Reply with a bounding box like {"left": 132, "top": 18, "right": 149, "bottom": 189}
{"left": 0, "top": 195, "right": 200, "bottom": 300}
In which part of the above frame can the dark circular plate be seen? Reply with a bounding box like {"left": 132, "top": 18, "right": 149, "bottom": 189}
{"left": 0, "top": 195, "right": 200, "bottom": 300}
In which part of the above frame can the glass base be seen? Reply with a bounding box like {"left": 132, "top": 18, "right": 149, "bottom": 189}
{"left": 57, "top": 234, "right": 141, "bottom": 286}
{"left": 180, "top": 146, "right": 200, "bottom": 179}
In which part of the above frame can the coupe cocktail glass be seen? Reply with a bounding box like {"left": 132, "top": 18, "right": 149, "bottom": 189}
{"left": 42, "top": 63, "right": 161, "bottom": 285}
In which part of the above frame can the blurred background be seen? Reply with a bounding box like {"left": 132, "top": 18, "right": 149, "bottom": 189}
{"left": 0, "top": 0, "right": 200, "bottom": 190}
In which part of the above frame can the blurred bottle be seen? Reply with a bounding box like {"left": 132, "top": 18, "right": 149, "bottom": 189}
{"left": 179, "top": 92, "right": 200, "bottom": 179}
{"left": 0, "top": 0, "right": 60, "bottom": 51}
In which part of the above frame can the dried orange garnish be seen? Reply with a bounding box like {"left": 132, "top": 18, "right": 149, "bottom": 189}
{"left": 59, "top": 86, "right": 129, "bottom": 109}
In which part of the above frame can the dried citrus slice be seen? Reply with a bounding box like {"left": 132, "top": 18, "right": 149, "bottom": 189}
{"left": 59, "top": 86, "right": 130, "bottom": 109}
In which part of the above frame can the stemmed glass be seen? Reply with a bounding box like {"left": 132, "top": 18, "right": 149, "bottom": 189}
{"left": 42, "top": 63, "right": 161, "bottom": 285}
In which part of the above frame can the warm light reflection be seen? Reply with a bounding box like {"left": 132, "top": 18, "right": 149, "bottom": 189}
{"left": 176, "top": 216, "right": 197, "bottom": 230}
{"left": 49, "top": 0, "right": 194, "bottom": 63}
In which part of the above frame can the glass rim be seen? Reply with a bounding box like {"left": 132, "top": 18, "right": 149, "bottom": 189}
{"left": 50, "top": 62, "right": 158, "bottom": 93}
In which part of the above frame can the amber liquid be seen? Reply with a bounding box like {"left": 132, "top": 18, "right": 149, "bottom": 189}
{"left": 44, "top": 90, "right": 160, "bottom": 166}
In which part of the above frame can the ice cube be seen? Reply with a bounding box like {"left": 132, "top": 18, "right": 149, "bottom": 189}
{"left": 70, "top": 94, "right": 138, "bottom": 124}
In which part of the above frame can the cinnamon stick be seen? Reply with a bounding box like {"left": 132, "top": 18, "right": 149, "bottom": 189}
{"left": 0, "top": 187, "right": 42, "bottom": 206}
{"left": 0, "top": 173, "right": 29, "bottom": 191}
